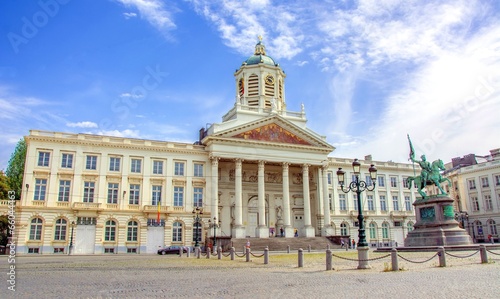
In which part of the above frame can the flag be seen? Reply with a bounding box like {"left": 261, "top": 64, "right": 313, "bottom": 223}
{"left": 407, "top": 134, "right": 415, "bottom": 161}
{"left": 157, "top": 199, "right": 161, "bottom": 223}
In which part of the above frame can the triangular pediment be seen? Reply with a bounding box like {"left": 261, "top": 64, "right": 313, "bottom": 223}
{"left": 204, "top": 115, "right": 334, "bottom": 151}
{"left": 232, "top": 123, "right": 311, "bottom": 145}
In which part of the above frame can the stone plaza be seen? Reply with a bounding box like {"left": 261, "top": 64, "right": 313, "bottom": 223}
{"left": 2, "top": 249, "right": 499, "bottom": 298}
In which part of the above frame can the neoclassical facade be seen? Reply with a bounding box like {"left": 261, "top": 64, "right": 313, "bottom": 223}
{"left": 2, "top": 39, "right": 418, "bottom": 254}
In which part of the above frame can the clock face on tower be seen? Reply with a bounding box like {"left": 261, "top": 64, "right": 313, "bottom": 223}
{"left": 265, "top": 74, "right": 275, "bottom": 85}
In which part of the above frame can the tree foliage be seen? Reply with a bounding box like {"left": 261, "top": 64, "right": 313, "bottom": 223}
{"left": 0, "top": 171, "right": 10, "bottom": 200}
{"left": 5, "top": 138, "right": 26, "bottom": 200}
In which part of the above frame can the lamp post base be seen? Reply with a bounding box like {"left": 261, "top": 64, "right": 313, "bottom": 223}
{"left": 357, "top": 246, "right": 371, "bottom": 269}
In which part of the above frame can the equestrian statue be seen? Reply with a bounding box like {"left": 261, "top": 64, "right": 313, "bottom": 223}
{"left": 406, "top": 135, "right": 452, "bottom": 199}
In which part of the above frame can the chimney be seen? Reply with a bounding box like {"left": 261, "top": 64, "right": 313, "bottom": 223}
{"left": 364, "top": 155, "right": 372, "bottom": 161}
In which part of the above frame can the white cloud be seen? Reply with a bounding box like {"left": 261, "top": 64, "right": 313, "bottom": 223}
{"left": 95, "top": 129, "right": 141, "bottom": 138}
{"left": 120, "top": 92, "right": 144, "bottom": 99}
{"left": 116, "top": 0, "right": 177, "bottom": 34}
{"left": 123, "top": 12, "right": 137, "bottom": 19}
{"left": 66, "top": 121, "right": 98, "bottom": 128}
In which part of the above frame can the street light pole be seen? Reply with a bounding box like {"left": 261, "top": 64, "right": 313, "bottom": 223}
{"left": 192, "top": 207, "right": 203, "bottom": 248}
{"left": 208, "top": 217, "right": 219, "bottom": 253}
{"left": 337, "top": 159, "right": 377, "bottom": 269}
{"left": 69, "top": 221, "right": 75, "bottom": 255}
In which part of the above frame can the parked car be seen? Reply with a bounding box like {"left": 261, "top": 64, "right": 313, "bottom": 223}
{"left": 157, "top": 246, "right": 188, "bottom": 255}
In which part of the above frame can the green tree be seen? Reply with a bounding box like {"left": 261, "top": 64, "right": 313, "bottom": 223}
{"left": 5, "top": 138, "right": 26, "bottom": 200}
{"left": 0, "top": 171, "right": 10, "bottom": 200}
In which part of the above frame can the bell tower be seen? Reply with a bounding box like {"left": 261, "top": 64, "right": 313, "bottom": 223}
{"left": 234, "top": 36, "right": 287, "bottom": 113}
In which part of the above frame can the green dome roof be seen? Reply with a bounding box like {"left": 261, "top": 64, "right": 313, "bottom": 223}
{"left": 245, "top": 54, "right": 277, "bottom": 66}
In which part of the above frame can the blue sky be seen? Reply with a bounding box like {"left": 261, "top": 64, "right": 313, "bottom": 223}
{"left": 1, "top": 0, "right": 499, "bottom": 169}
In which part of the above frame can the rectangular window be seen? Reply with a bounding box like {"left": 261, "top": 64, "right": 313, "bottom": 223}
{"left": 327, "top": 172, "right": 332, "bottom": 185}
{"left": 152, "top": 185, "right": 162, "bottom": 206}
{"left": 153, "top": 160, "right": 163, "bottom": 175}
{"left": 86, "top": 155, "right": 97, "bottom": 170}
{"left": 174, "top": 162, "right": 185, "bottom": 176}
{"left": 380, "top": 195, "right": 387, "bottom": 211}
{"left": 353, "top": 194, "right": 358, "bottom": 211}
{"left": 129, "top": 184, "right": 140, "bottom": 205}
{"left": 365, "top": 176, "right": 373, "bottom": 186}
{"left": 109, "top": 157, "right": 121, "bottom": 172}
{"left": 392, "top": 196, "right": 399, "bottom": 211}
{"left": 193, "top": 187, "right": 203, "bottom": 207}
{"left": 107, "top": 183, "right": 119, "bottom": 204}
{"left": 61, "top": 153, "right": 73, "bottom": 168}
{"left": 405, "top": 196, "right": 412, "bottom": 211}
{"left": 329, "top": 193, "right": 334, "bottom": 211}
{"left": 38, "top": 151, "right": 50, "bottom": 167}
{"left": 367, "top": 195, "right": 374, "bottom": 211}
{"left": 403, "top": 177, "right": 409, "bottom": 188}
{"left": 34, "top": 179, "right": 47, "bottom": 201}
{"left": 54, "top": 220, "right": 67, "bottom": 241}
{"left": 130, "top": 158, "right": 142, "bottom": 173}
{"left": 378, "top": 176, "right": 385, "bottom": 187}
{"left": 83, "top": 182, "right": 95, "bottom": 203}
{"left": 193, "top": 163, "right": 203, "bottom": 177}
{"left": 468, "top": 179, "right": 476, "bottom": 190}
{"left": 495, "top": 175, "right": 500, "bottom": 186}
{"left": 472, "top": 196, "right": 480, "bottom": 211}
{"left": 58, "top": 180, "right": 71, "bottom": 202}
{"left": 174, "top": 186, "right": 184, "bottom": 206}
{"left": 339, "top": 194, "right": 346, "bottom": 211}
{"left": 481, "top": 177, "right": 489, "bottom": 188}
{"left": 484, "top": 195, "right": 493, "bottom": 210}
{"left": 390, "top": 177, "right": 397, "bottom": 188}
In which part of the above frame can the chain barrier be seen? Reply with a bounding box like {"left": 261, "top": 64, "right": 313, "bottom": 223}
{"left": 486, "top": 248, "right": 500, "bottom": 256}
{"left": 200, "top": 252, "right": 207, "bottom": 257}
{"left": 234, "top": 252, "right": 246, "bottom": 258}
{"left": 221, "top": 251, "right": 231, "bottom": 257}
{"left": 331, "top": 253, "right": 391, "bottom": 262}
{"left": 250, "top": 252, "right": 265, "bottom": 258}
{"left": 397, "top": 252, "right": 438, "bottom": 264}
{"left": 445, "top": 250, "right": 479, "bottom": 259}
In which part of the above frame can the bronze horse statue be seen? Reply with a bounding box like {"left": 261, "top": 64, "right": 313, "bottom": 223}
{"left": 407, "top": 159, "right": 451, "bottom": 198}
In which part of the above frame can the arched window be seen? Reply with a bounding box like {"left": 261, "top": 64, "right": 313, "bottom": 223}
{"left": 104, "top": 220, "right": 116, "bottom": 241}
{"left": 127, "top": 221, "right": 138, "bottom": 242}
{"left": 54, "top": 218, "right": 67, "bottom": 241}
{"left": 407, "top": 221, "right": 414, "bottom": 232}
{"left": 29, "top": 218, "right": 43, "bottom": 240}
{"left": 340, "top": 222, "right": 348, "bottom": 236}
{"left": 475, "top": 221, "right": 483, "bottom": 237}
{"left": 173, "top": 221, "right": 183, "bottom": 242}
{"left": 488, "top": 219, "right": 497, "bottom": 235}
{"left": 369, "top": 222, "right": 377, "bottom": 239}
{"left": 382, "top": 222, "right": 389, "bottom": 239}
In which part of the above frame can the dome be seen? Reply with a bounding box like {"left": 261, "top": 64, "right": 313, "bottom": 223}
{"left": 243, "top": 37, "right": 278, "bottom": 66}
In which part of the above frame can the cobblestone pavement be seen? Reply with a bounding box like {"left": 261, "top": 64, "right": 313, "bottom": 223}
{"left": 2, "top": 249, "right": 500, "bottom": 298}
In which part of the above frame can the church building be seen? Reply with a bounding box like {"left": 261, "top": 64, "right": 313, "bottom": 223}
{"left": 3, "top": 39, "right": 418, "bottom": 254}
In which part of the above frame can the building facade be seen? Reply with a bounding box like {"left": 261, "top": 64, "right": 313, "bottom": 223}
{"left": 445, "top": 149, "right": 500, "bottom": 243}
{"left": 2, "top": 39, "right": 418, "bottom": 254}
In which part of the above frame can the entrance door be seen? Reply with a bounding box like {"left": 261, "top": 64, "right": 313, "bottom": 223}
{"left": 293, "top": 215, "right": 304, "bottom": 235}
{"left": 246, "top": 213, "right": 257, "bottom": 237}
{"left": 75, "top": 225, "right": 96, "bottom": 254}
{"left": 146, "top": 226, "right": 165, "bottom": 253}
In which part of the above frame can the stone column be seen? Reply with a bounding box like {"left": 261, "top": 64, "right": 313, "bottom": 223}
{"left": 302, "top": 164, "right": 315, "bottom": 237}
{"left": 322, "top": 164, "right": 334, "bottom": 236}
{"left": 282, "top": 162, "right": 293, "bottom": 238}
{"left": 210, "top": 156, "right": 219, "bottom": 236}
{"left": 232, "top": 159, "right": 245, "bottom": 238}
{"left": 256, "top": 160, "right": 268, "bottom": 238}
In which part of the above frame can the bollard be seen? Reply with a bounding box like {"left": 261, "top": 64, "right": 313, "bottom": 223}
{"left": 287, "top": 245, "right": 290, "bottom": 254}
{"left": 308, "top": 244, "right": 311, "bottom": 253}
{"left": 326, "top": 249, "right": 332, "bottom": 271}
{"left": 207, "top": 248, "right": 211, "bottom": 259}
{"left": 230, "top": 247, "right": 235, "bottom": 261}
{"left": 391, "top": 248, "right": 398, "bottom": 271}
{"left": 480, "top": 245, "right": 488, "bottom": 263}
{"left": 264, "top": 247, "right": 269, "bottom": 265}
{"left": 327, "top": 244, "right": 330, "bottom": 250}
{"left": 179, "top": 247, "right": 183, "bottom": 257}
{"left": 438, "top": 247, "right": 446, "bottom": 267}
{"left": 196, "top": 247, "right": 200, "bottom": 259}
{"left": 186, "top": 248, "right": 190, "bottom": 258}
{"left": 218, "top": 246, "right": 222, "bottom": 259}
{"left": 246, "top": 247, "right": 251, "bottom": 262}
{"left": 298, "top": 248, "right": 304, "bottom": 267}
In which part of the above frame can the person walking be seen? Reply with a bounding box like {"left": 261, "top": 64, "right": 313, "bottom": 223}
{"left": 340, "top": 240, "right": 345, "bottom": 248}
{"left": 352, "top": 239, "right": 356, "bottom": 249}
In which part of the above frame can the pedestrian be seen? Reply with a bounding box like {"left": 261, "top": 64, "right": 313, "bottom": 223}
{"left": 280, "top": 227, "right": 284, "bottom": 237}
{"left": 352, "top": 239, "right": 356, "bottom": 249}
{"left": 246, "top": 239, "right": 250, "bottom": 249}
{"left": 341, "top": 240, "right": 345, "bottom": 248}
{"left": 294, "top": 228, "right": 298, "bottom": 237}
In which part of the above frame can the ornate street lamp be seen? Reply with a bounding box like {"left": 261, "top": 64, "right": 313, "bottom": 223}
{"left": 208, "top": 217, "right": 220, "bottom": 253}
{"left": 69, "top": 221, "right": 76, "bottom": 255}
{"left": 337, "top": 159, "right": 377, "bottom": 269}
{"left": 192, "top": 207, "right": 203, "bottom": 248}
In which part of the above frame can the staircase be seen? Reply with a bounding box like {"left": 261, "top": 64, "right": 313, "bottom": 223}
{"left": 229, "top": 237, "right": 337, "bottom": 252}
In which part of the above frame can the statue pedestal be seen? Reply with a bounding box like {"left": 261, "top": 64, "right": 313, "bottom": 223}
{"left": 404, "top": 195, "right": 473, "bottom": 247}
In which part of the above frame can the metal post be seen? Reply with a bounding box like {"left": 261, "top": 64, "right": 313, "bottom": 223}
{"left": 246, "top": 247, "right": 250, "bottom": 262}
{"left": 69, "top": 221, "right": 75, "bottom": 255}
{"left": 480, "top": 245, "right": 488, "bottom": 263}
{"left": 326, "top": 249, "right": 332, "bottom": 271}
{"left": 230, "top": 247, "right": 235, "bottom": 260}
{"left": 438, "top": 247, "right": 446, "bottom": 267}
{"left": 287, "top": 245, "right": 290, "bottom": 254}
{"left": 298, "top": 248, "right": 303, "bottom": 267}
{"left": 218, "top": 246, "right": 222, "bottom": 259}
{"left": 264, "top": 247, "right": 269, "bottom": 265}
{"left": 391, "top": 248, "right": 399, "bottom": 271}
